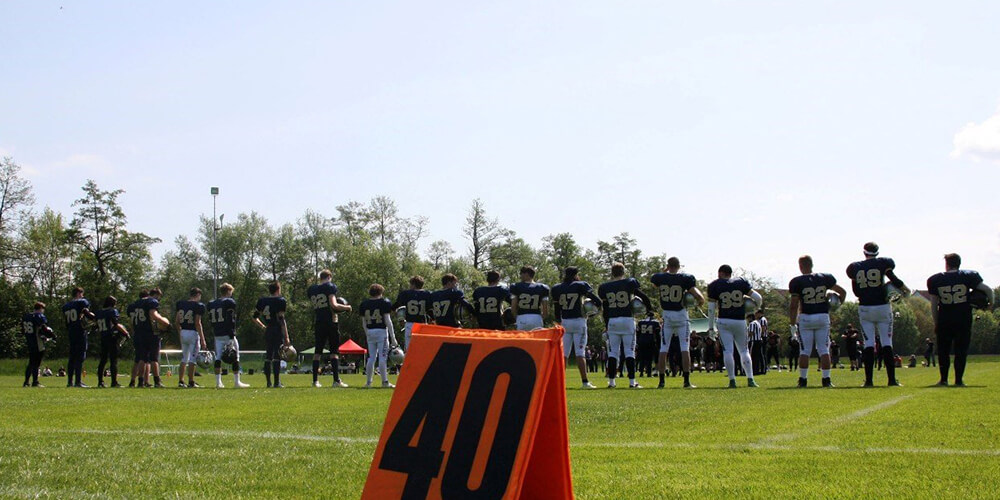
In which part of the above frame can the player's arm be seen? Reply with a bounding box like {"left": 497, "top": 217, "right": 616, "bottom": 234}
{"left": 151, "top": 309, "right": 170, "bottom": 328}
{"left": 384, "top": 312, "right": 398, "bottom": 348}
{"left": 174, "top": 310, "right": 184, "bottom": 334}
{"left": 929, "top": 295, "right": 940, "bottom": 323}
{"left": 195, "top": 313, "right": 206, "bottom": 348}
{"left": 552, "top": 294, "right": 563, "bottom": 324}
{"left": 329, "top": 294, "right": 351, "bottom": 313}
{"left": 541, "top": 294, "right": 550, "bottom": 317}
{"left": 885, "top": 268, "right": 909, "bottom": 293}
{"left": 460, "top": 298, "right": 476, "bottom": 315}
{"left": 788, "top": 294, "right": 801, "bottom": 329}
{"left": 252, "top": 309, "right": 266, "bottom": 330}
{"left": 706, "top": 299, "right": 717, "bottom": 332}
{"left": 511, "top": 294, "right": 519, "bottom": 316}
{"left": 278, "top": 311, "right": 289, "bottom": 345}
{"left": 634, "top": 289, "right": 653, "bottom": 311}
{"left": 687, "top": 286, "right": 706, "bottom": 307}
{"left": 831, "top": 283, "right": 847, "bottom": 303}
{"left": 82, "top": 307, "right": 96, "bottom": 320}
{"left": 115, "top": 322, "right": 130, "bottom": 338}
{"left": 748, "top": 289, "right": 763, "bottom": 308}
{"left": 584, "top": 289, "right": 602, "bottom": 308}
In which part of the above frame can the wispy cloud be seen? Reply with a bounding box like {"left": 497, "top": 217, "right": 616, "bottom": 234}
{"left": 952, "top": 105, "right": 1000, "bottom": 164}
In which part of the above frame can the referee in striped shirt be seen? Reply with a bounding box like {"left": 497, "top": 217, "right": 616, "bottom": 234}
{"left": 747, "top": 314, "right": 764, "bottom": 375}
{"left": 755, "top": 310, "right": 769, "bottom": 374}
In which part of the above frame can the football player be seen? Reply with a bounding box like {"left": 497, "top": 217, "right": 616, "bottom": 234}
{"left": 552, "top": 266, "right": 603, "bottom": 389}
{"left": 254, "top": 281, "right": 290, "bottom": 388}
{"left": 597, "top": 262, "right": 653, "bottom": 389}
{"left": 127, "top": 290, "right": 148, "bottom": 388}
{"left": 707, "top": 265, "right": 762, "bottom": 388}
{"left": 429, "top": 274, "right": 474, "bottom": 328}
{"left": 22, "top": 302, "right": 51, "bottom": 387}
{"left": 650, "top": 257, "right": 705, "bottom": 389}
{"left": 62, "top": 287, "right": 96, "bottom": 388}
{"left": 141, "top": 288, "right": 171, "bottom": 388}
{"left": 207, "top": 283, "right": 248, "bottom": 388}
{"left": 636, "top": 314, "right": 661, "bottom": 379}
{"left": 927, "top": 253, "right": 994, "bottom": 386}
{"left": 175, "top": 288, "right": 207, "bottom": 388}
{"left": 359, "top": 283, "right": 397, "bottom": 388}
{"left": 392, "top": 276, "right": 432, "bottom": 349}
{"left": 307, "top": 270, "right": 352, "bottom": 388}
{"left": 846, "top": 242, "right": 908, "bottom": 387}
{"left": 510, "top": 266, "right": 550, "bottom": 330}
{"left": 95, "top": 296, "right": 130, "bottom": 388}
{"left": 789, "top": 255, "right": 847, "bottom": 388}
{"left": 472, "top": 270, "right": 511, "bottom": 331}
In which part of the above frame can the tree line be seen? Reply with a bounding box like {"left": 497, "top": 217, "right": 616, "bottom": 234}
{"left": 2, "top": 156, "right": 999, "bottom": 359}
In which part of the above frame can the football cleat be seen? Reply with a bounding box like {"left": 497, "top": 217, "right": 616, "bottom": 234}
{"left": 332, "top": 380, "right": 348, "bottom": 388}
{"left": 216, "top": 382, "right": 226, "bottom": 389}
{"left": 684, "top": 382, "right": 696, "bottom": 389}
{"left": 888, "top": 380, "right": 902, "bottom": 387}
{"left": 747, "top": 379, "right": 759, "bottom": 388}
{"left": 582, "top": 299, "right": 601, "bottom": 317}
{"left": 382, "top": 381, "right": 395, "bottom": 389}
{"left": 631, "top": 297, "right": 647, "bottom": 317}
{"left": 797, "top": 378, "right": 807, "bottom": 388}
{"left": 657, "top": 382, "right": 665, "bottom": 389}
{"left": 821, "top": 378, "right": 833, "bottom": 388}
{"left": 178, "top": 382, "right": 187, "bottom": 388}
{"left": 582, "top": 381, "right": 596, "bottom": 389}
{"left": 629, "top": 382, "right": 642, "bottom": 389}
{"left": 234, "top": 381, "right": 250, "bottom": 388}
{"left": 607, "top": 380, "right": 617, "bottom": 389}
{"left": 728, "top": 380, "right": 738, "bottom": 388}
{"left": 313, "top": 381, "right": 323, "bottom": 388}
{"left": 364, "top": 383, "right": 372, "bottom": 389}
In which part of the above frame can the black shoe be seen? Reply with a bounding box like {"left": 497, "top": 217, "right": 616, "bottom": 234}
{"left": 98, "top": 383, "right": 106, "bottom": 388}
{"left": 23, "top": 382, "right": 29, "bottom": 387}
{"left": 178, "top": 382, "right": 187, "bottom": 388}
{"left": 67, "top": 383, "right": 73, "bottom": 388}
{"left": 74, "top": 383, "right": 88, "bottom": 388}
{"left": 954, "top": 381, "right": 966, "bottom": 387}
{"left": 657, "top": 382, "right": 665, "bottom": 389}
{"left": 32, "top": 382, "right": 44, "bottom": 388}
{"left": 888, "top": 380, "right": 902, "bottom": 387}
{"left": 797, "top": 378, "right": 807, "bottom": 388}
{"left": 154, "top": 383, "right": 165, "bottom": 388}
{"left": 188, "top": 382, "right": 201, "bottom": 388}
{"left": 266, "top": 383, "right": 272, "bottom": 388}
{"left": 274, "top": 383, "right": 284, "bottom": 388}
{"left": 936, "top": 380, "right": 948, "bottom": 387}
{"left": 822, "top": 377, "right": 833, "bottom": 388}
{"left": 862, "top": 381, "right": 874, "bottom": 388}
{"left": 110, "top": 382, "right": 121, "bottom": 388}
{"left": 128, "top": 381, "right": 135, "bottom": 388}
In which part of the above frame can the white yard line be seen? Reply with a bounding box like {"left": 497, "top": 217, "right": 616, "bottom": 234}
{"left": 762, "top": 393, "right": 914, "bottom": 443}
{"left": 31, "top": 427, "right": 379, "bottom": 444}
{"left": 570, "top": 441, "right": 1000, "bottom": 456}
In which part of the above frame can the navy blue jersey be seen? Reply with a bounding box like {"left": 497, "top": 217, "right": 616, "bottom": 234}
{"left": 255, "top": 296, "right": 287, "bottom": 332}
{"left": 510, "top": 282, "right": 550, "bottom": 315}
{"left": 207, "top": 297, "right": 237, "bottom": 336}
{"left": 637, "top": 319, "right": 661, "bottom": 345}
{"left": 597, "top": 278, "right": 642, "bottom": 318}
{"left": 650, "top": 272, "right": 697, "bottom": 311}
{"left": 61, "top": 298, "right": 90, "bottom": 335}
{"left": 846, "top": 257, "right": 896, "bottom": 306}
{"left": 551, "top": 281, "right": 598, "bottom": 320}
{"left": 175, "top": 300, "right": 206, "bottom": 330}
{"left": 94, "top": 308, "right": 121, "bottom": 337}
{"left": 393, "top": 289, "right": 432, "bottom": 323}
{"left": 135, "top": 297, "right": 160, "bottom": 335}
{"left": 22, "top": 312, "right": 49, "bottom": 351}
{"left": 789, "top": 273, "right": 838, "bottom": 315}
{"left": 307, "top": 281, "right": 339, "bottom": 324}
{"left": 360, "top": 298, "right": 393, "bottom": 330}
{"left": 430, "top": 288, "right": 467, "bottom": 326}
{"left": 472, "top": 285, "right": 511, "bottom": 323}
{"left": 928, "top": 270, "right": 984, "bottom": 320}
{"left": 707, "top": 278, "right": 753, "bottom": 320}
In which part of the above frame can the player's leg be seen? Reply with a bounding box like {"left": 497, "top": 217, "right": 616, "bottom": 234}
{"left": 378, "top": 334, "right": 391, "bottom": 386}
{"left": 23, "top": 349, "right": 35, "bottom": 386}
{"left": 312, "top": 324, "right": 326, "bottom": 386}
{"left": 329, "top": 323, "right": 345, "bottom": 385}
{"left": 798, "top": 326, "right": 813, "bottom": 387}
{"left": 97, "top": 336, "right": 109, "bottom": 388}
{"left": 876, "top": 307, "right": 898, "bottom": 385}
{"left": 857, "top": 307, "right": 878, "bottom": 386}
{"left": 109, "top": 339, "right": 120, "bottom": 387}
{"left": 606, "top": 328, "right": 622, "bottom": 388}
{"left": 365, "top": 331, "right": 377, "bottom": 387}
{"left": 263, "top": 336, "right": 274, "bottom": 387}
{"left": 952, "top": 321, "right": 973, "bottom": 385}
{"left": 270, "top": 335, "right": 282, "bottom": 388}
{"left": 815, "top": 320, "right": 833, "bottom": 387}
{"left": 656, "top": 332, "right": 669, "bottom": 388}
{"left": 733, "top": 324, "right": 755, "bottom": 386}
{"left": 718, "top": 322, "right": 736, "bottom": 384}
{"left": 214, "top": 337, "right": 226, "bottom": 387}
{"left": 677, "top": 322, "right": 693, "bottom": 387}
{"left": 575, "top": 327, "right": 590, "bottom": 387}
{"left": 619, "top": 320, "right": 639, "bottom": 388}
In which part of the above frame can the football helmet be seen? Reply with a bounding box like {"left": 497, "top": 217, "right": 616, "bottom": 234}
{"left": 886, "top": 283, "right": 910, "bottom": 303}
{"left": 631, "top": 297, "right": 647, "bottom": 317}
{"left": 744, "top": 297, "right": 759, "bottom": 315}
{"left": 221, "top": 341, "right": 238, "bottom": 364}
{"left": 969, "top": 289, "right": 991, "bottom": 310}
{"left": 337, "top": 296, "right": 349, "bottom": 306}
{"left": 828, "top": 293, "right": 842, "bottom": 312}
{"left": 196, "top": 351, "right": 214, "bottom": 369}
{"left": 388, "top": 347, "right": 405, "bottom": 365}
{"left": 582, "top": 299, "right": 600, "bottom": 317}
{"left": 280, "top": 344, "right": 297, "bottom": 362}
{"left": 395, "top": 306, "right": 406, "bottom": 322}
{"left": 684, "top": 292, "right": 696, "bottom": 308}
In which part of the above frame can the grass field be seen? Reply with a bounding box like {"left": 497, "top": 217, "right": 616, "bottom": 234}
{"left": 2, "top": 357, "right": 999, "bottom": 499}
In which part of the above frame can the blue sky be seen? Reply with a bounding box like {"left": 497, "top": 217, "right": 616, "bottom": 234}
{"left": 2, "top": 2, "right": 999, "bottom": 288}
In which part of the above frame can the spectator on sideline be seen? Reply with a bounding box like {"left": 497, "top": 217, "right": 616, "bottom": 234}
{"left": 924, "top": 338, "right": 936, "bottom": 367}
{"left": 843, "top": 325, "right": 861, "bottom": 371}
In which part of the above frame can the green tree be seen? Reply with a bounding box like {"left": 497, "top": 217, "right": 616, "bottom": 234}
{"left": 0, "top": 156, "right": 34, "bottom": 279}
{"left": 463, "top": 198, "right": 502, "bottom": 270}
{"left": 970, "top": 309, "right": 998, "bottom": 354}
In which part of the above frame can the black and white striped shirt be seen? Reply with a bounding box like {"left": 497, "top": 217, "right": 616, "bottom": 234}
{"left": 748, "top": 320, "right": 763, "bottom": 342}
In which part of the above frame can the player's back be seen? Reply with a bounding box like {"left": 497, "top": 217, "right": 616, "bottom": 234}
{"left": 598, "top": 278, "right": 641, "bottom": 318}
{"left": 308, "top": 281, "right": 338, "bottom": 324}
{"left": 207, "top": 297, "right": 237, "bottom": 336}
{"left": 650, "top": 272, "right": 696, "bottom": 311}
{"left": 510, "top": 282, "right": 549, "bottom": 315}
{"left": 472, "top": 285, "right": 509, "bottom": 319}
{"left": 928, "top": 270, "right": 983, "bottom": 318}
{"left": 255, "top": 296, "right": 286, "bottom": 330}
{"left": 395, "top": 289, "right": 431, "bottom": 323}
{"left": 846, "top": 257, "right": 895, "bottom": 306}
{"left": 175, "top": 300, "right": 206, "bottom": 330}
{"left": 360, "top": 298, "right": 392, "bottom": 330}
{"left": 430, "top": 288, "right": 463, "bottom": 325}
{"left": 62, "top": 298, "right": 90, "bottom": 332}
{"left": 552, "top": 281, "right": 593, "bottom": 319}
{"left": 707, "top": 278, "right": 751, "bottom": 320}
{"left": 789, "top": 273, "right": 837, "bottom": 315}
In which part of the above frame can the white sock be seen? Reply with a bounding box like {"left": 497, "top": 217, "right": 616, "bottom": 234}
{"left": 629, "top": 378, "right": 636, "bottom": 385}
{"left": 822, "top": 369, "right": 831, "bottom": 378}
{"left": 234, "top": 372, "right": 241, "bottom": 384}
{"left": 216, "top": 374, "right": 222, "bottom": 385}
{"left": 800, "top": 368, "right": 808, "bottom": 378}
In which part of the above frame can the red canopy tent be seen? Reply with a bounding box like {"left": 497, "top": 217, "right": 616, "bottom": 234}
{"left": 339, "top": 339, "right": 367, "bottom": 355}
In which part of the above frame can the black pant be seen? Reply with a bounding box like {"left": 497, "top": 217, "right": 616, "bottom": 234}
{"left": 98, "top": 335, "right": 121, "bottom": 385}
{"left": 24, "top": 350, "right": 44, "bottom": 385}
{"left": 937, "top": 319, "right": 972, "bottom": 383}
{"left": 67, "top": 331, "right": 87, "bottom": 385}
{"left": 264, "top": 332, "right": 283, "bottom": 384}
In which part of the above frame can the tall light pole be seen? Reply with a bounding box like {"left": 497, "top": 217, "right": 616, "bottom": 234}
{"left": 211, "top": 187, "right": 220, "bottom": 299}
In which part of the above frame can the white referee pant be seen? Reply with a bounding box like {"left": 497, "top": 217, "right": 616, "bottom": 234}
{"left": 717, "top": 318, "right": 753, "bottom": 381}
{"left": 857, "top": 304, "right": 893, "bottom": 348}
{"left": 516, "top": 313, "right": 544, "bottom": 331}
{"left": 606, "top": 316, "right": 636, "bottom": 360}
{"left": 661, "top": 310, "right": 691, "bottom": 353}
{"left": 798, "top": 313, "right": 831, "bottom": 356}
{"left": 561, "top": 318, "right": 588, "bottom": 358}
